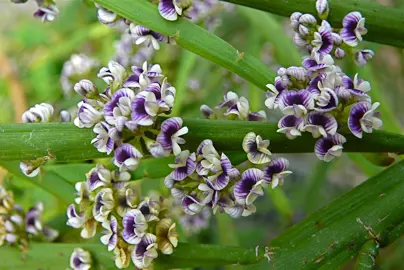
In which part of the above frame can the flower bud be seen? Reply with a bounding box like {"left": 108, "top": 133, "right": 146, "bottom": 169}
{"left": 74, "top": 79, "right": 98, "bottom": 98}
{"left": 316, "top": 0, "right": 329, "bottom": 20}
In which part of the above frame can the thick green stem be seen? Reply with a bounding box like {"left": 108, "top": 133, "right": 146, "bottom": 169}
{"left": 92, "top": 0, "right": 274, "bottom": 89}
{"left": 220, "top": 0, "right": 404, "bottom": 48}
{"left": 1, "top": 122, "right": 404, "bottom": 161}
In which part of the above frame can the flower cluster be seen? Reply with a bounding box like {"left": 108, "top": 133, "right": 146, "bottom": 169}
{"left": 201, "top": 91, "right": 267, "bottom": 121}
{"left": 74, "top": 60, "right": 188, "bottom": 163}
{"left": 11, "top": 0, "right": 59, "bottom": 22}
{"left": 291, "top": 0, "right": 373, "bottom": 67}
{"left": 164, "top": 134, "right": 292, "bottom": 218}
{"left": 60, "top": 54, "right": 99, "bottom": 96}
{"left": 0, "top": 185, "right": 58, "bottom": 251}
{"left": 67, "top": 165, "right": 178, "bottom": 269}
{"left": 265, "top": 0, "right": 382, "bottom": 162}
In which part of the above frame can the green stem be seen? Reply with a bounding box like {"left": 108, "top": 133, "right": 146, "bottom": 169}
{"left": 1, "top": 121, "right": 404, "bottom": 161}
{"left": 220, "top": 0, "right": 404, "bottom": 48}
{"left": 92, "top": 0, "right": 274, "bottom": 89}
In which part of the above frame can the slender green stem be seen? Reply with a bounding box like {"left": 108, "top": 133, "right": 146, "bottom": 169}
{"left": 1, "top": 121, "right": 404, "bottom": 161}
{"left": 92, "top": 0, "right": 274, "bottom": 89}
{"left": 220, "top": 0, "right": 404, "bottom": 48}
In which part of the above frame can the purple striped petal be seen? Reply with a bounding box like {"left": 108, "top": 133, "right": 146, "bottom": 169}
{"left": 122, "top": 209, "right": 147, "bottom": 244}
{"left": 278, "top": 90, "right": 315, "bottom": 117}
{"left": 277, "top": 115, "right": 303, "bottom": 140}
{"left": 156, "top": 117, "right": 185, "bottom": 154}
{"left": 113, "top": 143, "right": 143, "bottom": 171}
{"left": 234, "top": 168, "right": 265, "bottom": 204}
{"left": 315, "top": 134, "right": 347, "bottom": 162}
{"left": 304, "top": 112, "right": 338, "bottom": 138}
{"left": 315, "top": 88, "right": 339, "bottom": 112}
{"left": 182, "top": 195, "right": 205, "bottom": 215}
{"left": 158, "top": 0, "right": 178, "bottom": 21}
{"left": 263, "top": 158, "right": 289, "bottom": 181}
{"left": 348, "top": 102, "right": 382, "bottom": 138}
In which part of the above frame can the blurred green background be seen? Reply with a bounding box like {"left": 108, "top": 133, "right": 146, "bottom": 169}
{"left": 1, "top": 0, "right": 404, "bottom": 269}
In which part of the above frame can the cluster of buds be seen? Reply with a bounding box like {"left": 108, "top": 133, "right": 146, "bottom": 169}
{"left": 67, "top": 165, "right": 178, "bottom": 269}
{"left": 291, "top": 0, "right": 373, "bottom": 66}
{"left": 265, "top": 0, "right": 382, "bottom": 162}
{"left": 10, "top": 0, "right": 59, "bottom": 22}
{"left": 60, "top": 54, "right": 99, "bottom": 96}
{"left": 200, "top": 91, "right": 267, "bottom": 121}
{"left": 20, "top": 103, "right": 72, "bottom": 177}
{"left": 74, "top": 60, "right": 188, "bottom": 165}
{"left": 0, "top": 185, "right": 58, "bottom": 251}
{"left": 164, "top": 134, "right": 292, "bottom": 218}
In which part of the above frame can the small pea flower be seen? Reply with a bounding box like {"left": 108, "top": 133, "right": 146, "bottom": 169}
{"left": 263, "top": 158, "right": 292, "bottom": 189}
{"left": 122, "top": 209, "right": 148, "bottom": 244}
{"left": 74, "top": 80, "right": 98, "bottom": 98}
{"left": 315, "top": 134, "right": 347, "bottom": 162}
{"left": 277, "top": 115, "right": 304, "bottom": 140}
{"left": 22, "top": 103, "right": 54, "bottom": 123}
{"left": 304, "top": 112, "right": 338, "bottom": 138}
{"left": 86, "top": 164, "right": 112, "bottom": 192}
{"left": 101, "top": 215, "right": 118, "bottom": 251}
{"left": 164, "top": 151, "right": 196, "bottom": 188}
{"left": 156, "top": 218, "right": 179, "bottom": 255}
{"left": 234, "top": 168, "right": 266, "bottom": 205}
{"left": 66, "top": 204, "right": 85, "bottom": 229}
{"left": 70, "top": 248, "right": 92, "bottom": 270}
{"left": 113, "top": 143, "right": 143, "bottom": 171}
{"left": 242, "top": 132, "right": 271, "bottom": 164}
{"left": 182, "top": 195, "right": 205, "bottom": 215}
{"left": 91, "top": 122, "right": 117, "bottom": 155}
{"left": 156, "top": 117, "right": 189, "bottom": 156}
{"left": 340, "top": 12, "right": 368, "bottom": 47}
{"left": 348, "top": 102, "right": 382, "bottom": 138}
{"left": 93, "top": 188, "right": 115, "bottom": 222}
{"left": 264, "top": 78, "right": 285, "bottom": 109}
{"left": 158, "top": 0, "right": 193, "bottom": 21}
{"left": 74, "top": 100, "right": 103, "bottom": 128}
{"left": 104, "top": 88, "right": 136, "bottom": 126}
{"left": 314, "top": 88, "right": 339, "bottom": 112}
{"left": 130, "top": 24, "right": 167, "bottom": 50}
{"left": 34, "top": 3, "right": 59, "bottom": 22}
{"left": 278, "top": 90, "right": 315, "bottom": 117}
{"left": 354, "top": 49, "right": 374, "bottom": 67}
{"left": 97, "top": 61, "right": 127, "bottom": 88}
{"left": 311, "top": 25, "right": 333, "bottom": 55}
{"left": 25, "top": 202, "right": 43, "bottom": 235}
{"left": 131, "top": 233, "right": 159, "bottom": 269}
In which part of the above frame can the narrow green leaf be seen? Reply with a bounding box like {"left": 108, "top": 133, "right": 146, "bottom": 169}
{"left": 221, "top": 0, "right": 404, "bottom": 48}
{"left": 1, "top": 122, "right": 404, "bottom": 161}
{"left": 269, "top": 160, "right": 404, "bottom": 269}
{"left": 92, "top": 0, "right": 274, "bottom": 89}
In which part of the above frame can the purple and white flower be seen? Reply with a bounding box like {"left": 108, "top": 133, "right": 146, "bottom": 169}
{"left": 123, "top": 61, "right": 163, "bottom": 90}
{"left": 348, "top": 102, "right": 382, "bottom": 138}
{"left": 304, "top": 112, "right": 338, "bottom": 138}
{"left": 340, "top": 12, "right": 368, "bottom": 47}
{"left": 122, "top": 209, "right": 148, "bottom": 244}
{"left": 158, "top": 0, "right": 193, "bottom": 21}
{"left": 263, "top": 158, "right": 292, "bottom": 189}
{"left": 311, "top": 24, "right": 333, "bottom": 55}
{"left": 182, "top": 195, "right": 205, "bottom": 215}
{"left": 91, "top": 122, "right": 117, "bottom": 154}
{"left": 104, "top": 88, "right": 136, "bottom": 127}
{"left": 113, "top": 143, "right": 143, "bottom": 171}
{"left": 74, "top": 100, "right": 103, "bottom": 128}
{"left": 354, "top": 49, "right": 374, "bottom": 67}
{"left": 25, "top": 202, "right": 43, "bottom": 235}
{"left": 137, "top": 198, "right": 160, "bottom": 222}
{"left": 234, "top": 168, "right": 267, "bottom": 205}
{"left": 93, "top": 188, "right": 115, "bottom": 222}
{"left": 131, "top": 92, "right": 160, "bottom": 126}
{"left": 217, "top": 91, "right": 250, "bottom": 120}
{"left": 314, "top": 88, "right": 339, "bottom": 112}
{"left": 70, "top": 248, "right": 92, "bottom": 270}
{"left": 302, "top": 53, "right": 334, "bottom": 72}
{"left": 101, "top": 215, "right": 118, "bottom": 251}
{"left": 264, "top": 78, "right": 285, "bottom": 109}
{"left": 73, "top": 80, "right": 98, "bottom": 98}
{"left": 206, "top": 153, "right": 239, "bottom": 191}
{"left": 131, "top": 233, "right": 159, "bottom": 269}
{"left": 22, "top": 103, "right": 54, "bottom": 123}
{"left": 342, "top": 74, "right": 371, "bottom": 97}
{"left": 242, "top": 132, "right": 272, "bottom": 164}
{"left": 277, "top": 115, "right": 304, "bottom": 140}
{"left": 278, "top": 90, "right": 315, "bottom": 117}
{"left": 315, "top": 134, "right": 347, "bottom": 162}
{"left": 86, "top": 164, "right": 112, "bottom": 192}
{"left": 97, "top": 61, "right": 127, "bottom": 88}
{"left": 33, "top": 3, "right": 59, "bottom": 22}
{"left": 165, "top": 151, "right": 196, "bottom": 188}
{"left": 130, "top": 24, "right": 167, "bottom": 50}
{"left": 156, "top": 117, "right": 188, "bottom": 156}
{"left": 196, "top": 139, "right": 221, "bottom": 175}
{"left": 66, "top": 204, "right": 85, "bottom": 229}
